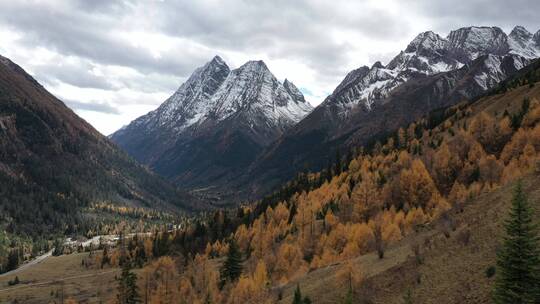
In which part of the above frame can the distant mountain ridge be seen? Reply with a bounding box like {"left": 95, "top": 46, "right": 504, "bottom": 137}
{"left": 322, "top": 26, "right": 540, "bottom": 114}
{"left": 244, "top": 26, "right": 540, "bottom": 198}
{"left": 111, "top": 25, "right": 540, "bottom": 203}
{"left": 111, "top": 56, "right": 312, "bottom": 197}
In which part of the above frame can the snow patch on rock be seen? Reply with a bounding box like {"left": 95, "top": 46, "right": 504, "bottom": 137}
{"left": 117, "top": 56, "right": 312, "bottom": 137}
{"left": 325, "top": 25, "right": 540, "bottom": 115}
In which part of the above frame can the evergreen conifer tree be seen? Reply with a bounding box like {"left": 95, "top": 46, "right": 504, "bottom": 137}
{"left": 403, "top": 289, "right": 413, "bottom": 304}
{"left": 116, "top": 263, "right": 141, "bottom": 304}
{"left": 292, "top": 284, "right": 311, "bottom": 304}
{"left": 493, "top": 181, "right": 540, "bottom": 303}
{"left": 292, "top": 284, "right": 303, "bottom": 304}
{"left": 219, "top": 238, "right": 243, "bottom": 288}
{"left": 342, "top": 287, "right": 353, "bottom": 304}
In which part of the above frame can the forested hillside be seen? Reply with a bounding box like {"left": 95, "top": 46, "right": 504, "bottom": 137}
{"left": 90, "top": 60, "right": 540, "bottom": 303}
{"left": 0, "top": 55, "right": 202, "bottom": 273}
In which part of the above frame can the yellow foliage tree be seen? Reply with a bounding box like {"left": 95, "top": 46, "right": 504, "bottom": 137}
{"left": 274, "top": 242, "right": 307, "bottom": 282}
{"left": 351, "top": 170, "right": 381, "bottom": 222}
{"left": 478, "top": 155, "right": 503, "bottom": 185}
{"left": 399, "top": 159, "right": 439, "bottom": 211}
{"left": 253, "top": 259, "right": 269, "bottom": 290}
{"left": 404, "top": 207, "right": 427, "bottom": 233}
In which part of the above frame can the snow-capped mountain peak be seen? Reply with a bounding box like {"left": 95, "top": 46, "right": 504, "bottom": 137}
{"left": 210, "top": 55, "right": 226, "bottom": 65}
{"left": 534, "top": 30, "right": 540, "bottom": 46}
{"left": 333, "top": 66, "right": 371, "bottom": 94}
{"left": 324, "top": 25, "right": 540, "bottom": 115}
{"left": 446, "top": 26, "right": 508, "bottom": 61}
{"left": 283, "top": 79, "right": 307, "bottom": 104}
{"left": 147, "top": 55, "right": 230, "bottom": 131}
{"left": 405, "top": 31, "right": 447, "bottom": 54}
{"left": 116, "top": 56, "right": 312, "bottom": 138}
{"left": 206, "top": 59, "right": 312, "bottom": 127}
{"left": 510, "top": 26, "right": 533, "bottom": 41}
{"left": 508, "top": 26, "right": 540, "bottom": 59}
{"left": 110, "top": 56, "right": 314, "bottom": 188}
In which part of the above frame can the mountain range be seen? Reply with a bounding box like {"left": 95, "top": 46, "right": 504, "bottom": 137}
{"left": 112, "top": 25, "right": 540, "bottom": 202}
{"left": 110, "top": 57, "right": 312, "bottom": 201}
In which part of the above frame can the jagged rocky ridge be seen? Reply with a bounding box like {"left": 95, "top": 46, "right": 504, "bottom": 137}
{"left": 111, "top": 56, "right": 312, "bottom": 198}
{"left": 245, "top": 26, "right": 540, "bottom": 198}
{"left": 326, "top": 26, "right": 540, "bottom": 113}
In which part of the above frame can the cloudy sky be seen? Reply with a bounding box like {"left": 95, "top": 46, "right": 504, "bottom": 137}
{"left": 0, "top": 0, "right": 538, "bottom": 135}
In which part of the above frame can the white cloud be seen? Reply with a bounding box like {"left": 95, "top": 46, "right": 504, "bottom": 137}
{"left": 0, "top": 0, "right": 536, "bottom": 135}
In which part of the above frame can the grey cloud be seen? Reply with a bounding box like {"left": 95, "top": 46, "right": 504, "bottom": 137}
{"left": 0, "top": 0, "right": 410, "bottom": 92}
{"left": 0, "top": 2, "right": 212, "bottom": 78}
{"left": 117, "top": 73, "right": 182, "bottom": 95}
{"left": 410, "top": 0, "right": 540, "bottom": 34}
{"left": 158, "top": 1, "right": 409, "bottom": 46}
{"left": 0, "top": 0, "right": 417, "bottom": 91}
{"left": 63, "top": 99, "right": 120, "bottom": 114}
{"left": 71, "top": 0, "right": 131, "bottom": 13}
{"left": 26, "top": 57, "right": 180, "bottom": 103}
{"left": 32, "top": 61, "right": 116, "bottom": 90}
{"left": 155, "top": 1, "right": 411, "bottom": 75}
{"left": 1, "top": 0, "right": 538, "bottom": 133}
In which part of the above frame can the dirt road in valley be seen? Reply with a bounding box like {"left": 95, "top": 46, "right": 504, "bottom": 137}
{"left": 0, "top": 269, "right": 118, "bottom": 293}
{"left": 0, "top": 250, "right": 53, "bottom": 278}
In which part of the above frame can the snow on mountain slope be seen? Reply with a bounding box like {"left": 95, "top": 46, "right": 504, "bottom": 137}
{"left": 473, "top": 54, "right": 529, "bottom": 90}
{"left": 207, "top": 60, "right": 312, "bottom": 130}
{"left": 508, "top": 26, "right": 540, "bottom": 59}
{"left": 324, "top": 26, "right": 540, "bottom": 115}
{"left": 110, "top": 56, "right": 313, "bottom": 193}
{"left": 446, "top": 26, "right": 509, "bottom": 61}
{"left": 121, "top": 56, "right": 230, "bottom": 136}
{"left": 283, "top": 79, "right": 306, "bottom": 104}
{"left": 387, "top": 31, "right": 463, "bottom": 74}
{"left": 117, "top": 56, "right": 312, "bottom": 139}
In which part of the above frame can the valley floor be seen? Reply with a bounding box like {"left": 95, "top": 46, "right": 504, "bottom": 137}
{"left": 0, "top": 250, "right": 53, "bottom": 279}
{"left": 0, "top": 251, "right": 121, "bottom": 304}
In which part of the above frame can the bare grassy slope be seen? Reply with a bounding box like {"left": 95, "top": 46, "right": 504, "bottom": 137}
{"left": 365, "top": 172, "right": 540, "bottom": 304}
{"left": 0, "top": 252, "right": 120, "bottom": 304}
{"left": 277, "top": 171, "right": 540, "bottom": 304}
